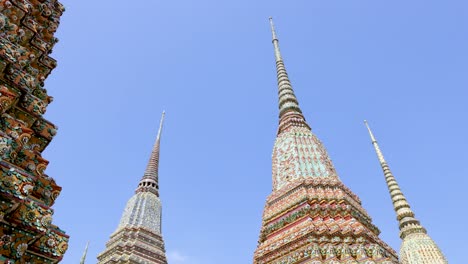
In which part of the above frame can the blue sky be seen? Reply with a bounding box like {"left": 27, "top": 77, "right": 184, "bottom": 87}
{"left": 42, "top": 0, "right": 467, "bottom": 263}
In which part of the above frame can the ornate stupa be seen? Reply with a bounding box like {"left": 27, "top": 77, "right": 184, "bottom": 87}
{"left": 364, "top": 121, "right": 448, "bottom": 264}
{"left": 0, "top": 0, "right": 69, "bottom": 263}
{"left": 253, "top": 18, "right": 399, "bottom": 264}
{"left": 97, "top": 112, "right": 168, "bottom": 264}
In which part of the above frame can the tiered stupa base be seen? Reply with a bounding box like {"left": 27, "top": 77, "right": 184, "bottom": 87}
{"left": 254, "top": 178, "right": 399, "bottom": 264}
{"left": 98, "top": 226, "right": 167, "bottom": 264}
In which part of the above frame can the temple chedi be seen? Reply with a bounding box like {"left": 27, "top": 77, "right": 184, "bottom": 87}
{"left": 364, "top": 121, "right": 447, "bottom": 264}
{"left": 0, "top": 0, "right": 69, "bottom": 263}
{"left": 98, "top": 112, "right": 168, "bottom": 264}
{"left": 253, "top": 18, "right": 399, "bottom": 264}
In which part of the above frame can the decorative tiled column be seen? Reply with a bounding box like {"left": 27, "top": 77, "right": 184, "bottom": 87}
{"left": 0, "top": 0, "right": 68, "bottom": 263}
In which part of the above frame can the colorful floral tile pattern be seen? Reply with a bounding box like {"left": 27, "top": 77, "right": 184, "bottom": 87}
{"left": 0, "top": 0, "right": 68, "bottom": 262}
{"left": 400, "top": 233, "right": 447, "bottom": 264}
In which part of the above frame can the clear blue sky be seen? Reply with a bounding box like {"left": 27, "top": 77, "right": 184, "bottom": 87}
{"left": 43, "top": 1, "right": 466, "bottom": 263}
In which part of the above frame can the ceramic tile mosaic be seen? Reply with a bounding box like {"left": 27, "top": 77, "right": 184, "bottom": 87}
{"left": 0, "top": 0, "right": 68, "bottom": 262}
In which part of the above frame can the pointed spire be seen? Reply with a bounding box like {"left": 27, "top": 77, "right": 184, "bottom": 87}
{"left": 269, "top": 17, "right": 310, "bottom": 134}
{"left": 136, "top": 111, "right": 165, "bottom": 196}
{"left": 364, "top": 120, "right": 426, "bottom": 239}
{"left": 269, "top": 17, "right": 281, "bottom": 61}
{"left": 80, "top": 241, "right": 89, "bottom": 264}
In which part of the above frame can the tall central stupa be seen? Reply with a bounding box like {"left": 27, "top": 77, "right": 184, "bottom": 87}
{"left": 252, "top": 18, "right": 399, "bottom": 264}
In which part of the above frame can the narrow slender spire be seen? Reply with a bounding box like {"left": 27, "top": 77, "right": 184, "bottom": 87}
{"left": 136, "top": 111, "right": 165, "bottom": 195}
{"left": 269, "top": 17, "right": 281, "bottom": 61}
{"left": 269, "top": 17, "right": 310, "bottom": 134}
{"left": 80, "top": 241, "right": 89, "bottom": 264}
{"left": 364, "top": 120, "right": 426, "bottom": 239}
